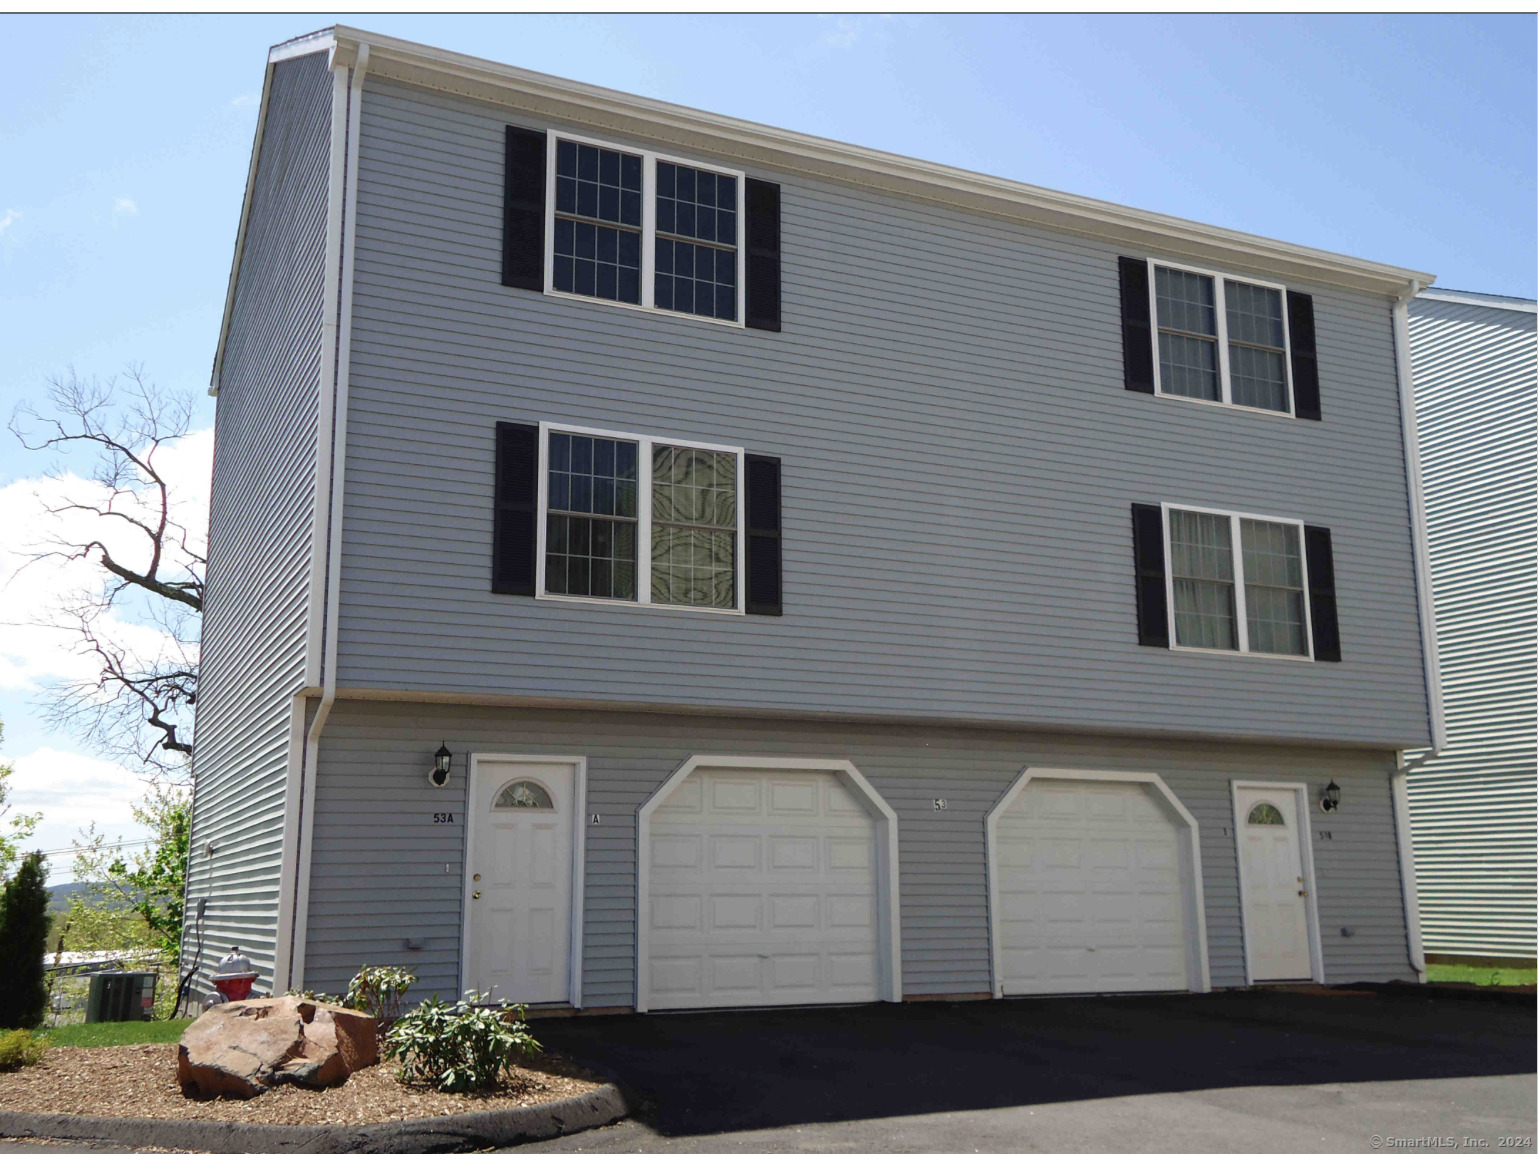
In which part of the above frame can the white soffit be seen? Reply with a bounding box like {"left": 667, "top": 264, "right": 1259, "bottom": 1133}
{"left": 328, "top": 24, "right": 1433, "bottom": 298}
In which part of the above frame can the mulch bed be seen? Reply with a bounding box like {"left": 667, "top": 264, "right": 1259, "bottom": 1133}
{"left": 0, "top": 1044, "right": 606, "bottom": 1126}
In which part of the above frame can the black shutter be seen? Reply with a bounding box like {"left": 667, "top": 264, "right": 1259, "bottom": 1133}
{"left": 1119, "top": 257, "right": 1155, "bottom": 393}
{"left": 502, "top": 126, "right": 546, "bottom": 291}
{"left": 1304, "top": 525, "right": 1341, "bottom": 661}
{"left": 1131, "top": 503, "right": 1169, "bottom": 647}
{"left": 744, "top": 454, "right": 783, "bottom": 615}
{"left": 492, "top": 422, "right": 540, "bottom": 595}
{"left": 745, "top": 179, "right": 781, "bottom": 332}
{"left": 1288, "top": 291, "right": 1321, "bottom": 421}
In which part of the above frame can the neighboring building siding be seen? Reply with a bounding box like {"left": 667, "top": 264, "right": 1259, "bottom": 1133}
{"left": 301, "top": 701, "right": 1418, "bottom": 1004}
{"left": 1407, "top": 292, "right": 1537, "bottom": 959}
{"left": 186, "top": 53, "right": 330, "bottom": 990}
{"left": 334, "top": 77, "right": 1431, "bottom": 751}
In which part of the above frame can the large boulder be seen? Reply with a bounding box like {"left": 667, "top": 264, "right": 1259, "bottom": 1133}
{"left": 177, "top": 995, "right": 379, "bottom": 1098}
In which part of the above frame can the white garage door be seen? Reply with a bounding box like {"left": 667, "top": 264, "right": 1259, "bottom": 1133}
{"left": 645, "top": 768, "right": 879, "bottom": 1010}
{"left": 994, "top": 777, "right": 1190, "bottom": 995}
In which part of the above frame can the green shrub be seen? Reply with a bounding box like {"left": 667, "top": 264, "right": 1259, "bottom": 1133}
{"left": 346, "top": 965, "right": 417, "bottom": 1021}
{"left": 384, "top": 991, "right": 540, "bottom": 1093}
{"left": 0, "top": 1029, "right": 48, "bottom": 1071}
{"left": 0, "top": 853, "right": 50, "bottom": 1029}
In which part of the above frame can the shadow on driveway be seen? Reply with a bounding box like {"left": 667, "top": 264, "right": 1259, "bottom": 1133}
{"left": 537, "top": 988, "right": 1536, "bottom": 1138}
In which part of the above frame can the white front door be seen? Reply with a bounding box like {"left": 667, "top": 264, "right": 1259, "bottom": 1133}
{"left": 467, "top": 761, "right": 574, "bottom": 1004}
{"left": 1235, "top": 786, "right": 1313, "bottom": 982}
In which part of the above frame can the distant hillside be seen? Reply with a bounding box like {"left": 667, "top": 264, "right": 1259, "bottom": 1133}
{"left": 48, "top": 881, "right": 92, "bottom": 912}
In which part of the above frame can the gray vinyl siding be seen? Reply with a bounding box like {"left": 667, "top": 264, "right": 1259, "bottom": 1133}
{"left": 332, "top": 77, "right": 1431, "bottom": 750}
{"left": 300, "top": 701, "right": 1418, "bottom": 1005}
{"left": 186, "top": 53, "right": 330, "bottom": 991}
{"left": 1406, "top": 293, "right": 1537, "bottom": 959}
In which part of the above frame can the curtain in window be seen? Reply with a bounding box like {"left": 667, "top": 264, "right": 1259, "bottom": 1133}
{"left": 1156, "top": 267, "right": 1220, "bottom": 401}
{"left": 651, "top": 446, "right": 737, "bottom": 608}
{"left": 1170, "top": 509, "right": 1236, "bottom": 649}
{"left": 1241, "top": 518, "right": 1307, "bottom": 655}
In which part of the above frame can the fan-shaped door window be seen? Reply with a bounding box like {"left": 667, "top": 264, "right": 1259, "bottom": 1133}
{"left": 494, "top": 780, "right": 555, "bottom": 810}
{"left": 1247, "top": 801, "right": 1286, "bottom": 826}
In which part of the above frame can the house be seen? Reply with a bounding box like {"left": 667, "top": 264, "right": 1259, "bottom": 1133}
{"left": 1404, "top": 288, "right": 1536, "bottom": 966}
{"left": 185, "top": 26, "right": 1443, "bottom": 1011}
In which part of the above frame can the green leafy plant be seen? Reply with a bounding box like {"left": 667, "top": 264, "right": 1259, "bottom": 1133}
{"left": 384, "top": 992, "right": 541, "bottom": 1093}
{"left": 0, "top": 1029, "right": 49, "bottom": 1071}
{"left": 285, "top": 988, "right": 343, "bottom": 1005}
{"left": 0, "top": 724, "right": 42, "bottom": 883}
{"left": 0, "top": 852, "right": 50, "bottom": 1029}
{"left": 346, "top": 965, "right": 418, "bottom": 1022}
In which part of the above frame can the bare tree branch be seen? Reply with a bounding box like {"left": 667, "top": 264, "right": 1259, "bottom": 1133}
{"left": 10, "top": 367, "right": 204, "bottom": 783}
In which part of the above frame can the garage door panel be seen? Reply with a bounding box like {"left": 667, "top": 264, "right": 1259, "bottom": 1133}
{"left": 647, "top": 768, "right": 881, "bottom": 1010}
{"left": 711, "top": 836, "right": 760, "bottom": 869}
{"left": 769, "top": 836, "right": 818, "bottom": 869}
{"left": 769, "top": 780, "right": 817, "bottom": 814}
{"left": 994, "top": 778, "right": 1193, "bottom": 996}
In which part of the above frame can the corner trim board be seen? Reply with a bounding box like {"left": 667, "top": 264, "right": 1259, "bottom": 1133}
{"left": 984, "top": 766, "right": 1211, "bottom": 997}
{"left": 1392, "top": 289, "right": 1446, "bottom": 750}
{"left": 633, "top": 755, "right": 902, "bottom": 1011}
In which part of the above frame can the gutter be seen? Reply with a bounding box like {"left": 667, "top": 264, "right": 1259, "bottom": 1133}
{"left": 279, "top": 39, "right": 367, "bottom": 992}
{"left": 1389, "top": 282, "right": 1445, "bottom": 982}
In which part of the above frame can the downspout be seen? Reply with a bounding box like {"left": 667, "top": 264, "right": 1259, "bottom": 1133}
{"left": 1390, "top": 280, "right": 1442, "bottom": 981}
{"left": 288, "top": 41, "right": 368, "bottom": 992}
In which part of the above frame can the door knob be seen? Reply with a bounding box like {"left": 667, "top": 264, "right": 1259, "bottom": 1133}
{"left": 472, "top": 891, "right": 482, "bottom": 900}
{"left": 1298, "top": 890, "right": 1308, "bottom": 897}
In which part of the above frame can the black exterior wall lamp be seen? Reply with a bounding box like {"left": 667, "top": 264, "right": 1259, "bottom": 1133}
{"left": 431, "top": 743, "right": 453, "bottom": 788}
{"left": 1319, "top": 780, "right": 1341, "bottom": 813}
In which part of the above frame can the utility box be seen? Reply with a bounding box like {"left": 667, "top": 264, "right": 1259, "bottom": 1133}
{"left": 86, "top": 971, "right": 157, "bottom": 1023}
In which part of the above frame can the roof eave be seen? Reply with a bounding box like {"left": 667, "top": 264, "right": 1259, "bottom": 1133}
{"left": 330, "top": 24, "right": 1433, "bottom": 298}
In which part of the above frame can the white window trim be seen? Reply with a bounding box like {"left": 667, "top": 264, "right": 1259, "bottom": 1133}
{"left": 536, "top": 419, "right": 747, "bottom": 615}
{"left": 543, "top": 129, "right": 747, "bottom": 329}
{"left": 1161, "top": 501, "right": 1314, "bottom": 662}
{"left": 1147, "top": 257, "right": 1296, "bottom": 418}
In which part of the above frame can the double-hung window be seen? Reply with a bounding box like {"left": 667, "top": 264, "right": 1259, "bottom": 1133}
{"left": 1151, "top": 260, "right": 1294, "bottom": 415}
{"left": 1165, "top": 504, "right": 1312, "bottom": 658}
{"left": 546, "top": 133, "right": 745, "bottom": 326}
{"left": 538, "top": 423, "right": 746, "bottom": 613}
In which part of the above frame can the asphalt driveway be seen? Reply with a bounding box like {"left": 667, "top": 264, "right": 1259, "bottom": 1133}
{"left": 528, "top": 986, "right": 1535, "bottom": 1152}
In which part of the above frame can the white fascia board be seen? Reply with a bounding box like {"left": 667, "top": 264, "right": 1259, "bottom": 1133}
{"left": 328, "top": 24, "right": 1433, "bottom": 298}
{"left": 208, "top": 29, "right": 336, "bottom": 398}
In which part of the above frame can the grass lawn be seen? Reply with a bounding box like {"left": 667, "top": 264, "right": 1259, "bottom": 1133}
{"left": 1426, "top": 963, "right": 1536, "bottom": 987}
{"left": 40, "top": 1019, "right": 189, "bottom": 1048}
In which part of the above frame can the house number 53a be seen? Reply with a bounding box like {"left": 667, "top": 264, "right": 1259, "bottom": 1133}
{"left": 432, "top": 812, "right": 455, "bottom": 823}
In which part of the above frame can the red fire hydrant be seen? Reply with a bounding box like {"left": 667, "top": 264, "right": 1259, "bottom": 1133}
{"left": 210, "top": 947, "right": 259, "bottom": 1002}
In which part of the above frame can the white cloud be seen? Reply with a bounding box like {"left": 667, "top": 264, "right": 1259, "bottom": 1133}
{"left": 112, "top": 198, "right": 138, "bottom": 217}
{"left": 8, "top": 746, "right": 151, "bottom": 877}
{"left": 230, "top": 93, "right": 259, "bottom": 109}
{"left": 0, "top": 209, "right": 19, "bottom": 234}
{"left": 0, "top": 427, "right": 213, "bottom": 693}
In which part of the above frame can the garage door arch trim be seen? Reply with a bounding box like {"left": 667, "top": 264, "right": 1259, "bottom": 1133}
{"left": 985, "top": 767, "right": 1212, "bottom": 997}
{"left": 636, "top": 755, "right": 902, "bottom": 1012}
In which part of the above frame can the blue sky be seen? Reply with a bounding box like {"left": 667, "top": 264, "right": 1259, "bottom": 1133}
{"left": 0, "top": 13, "right": 1533, "bottom": 865}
